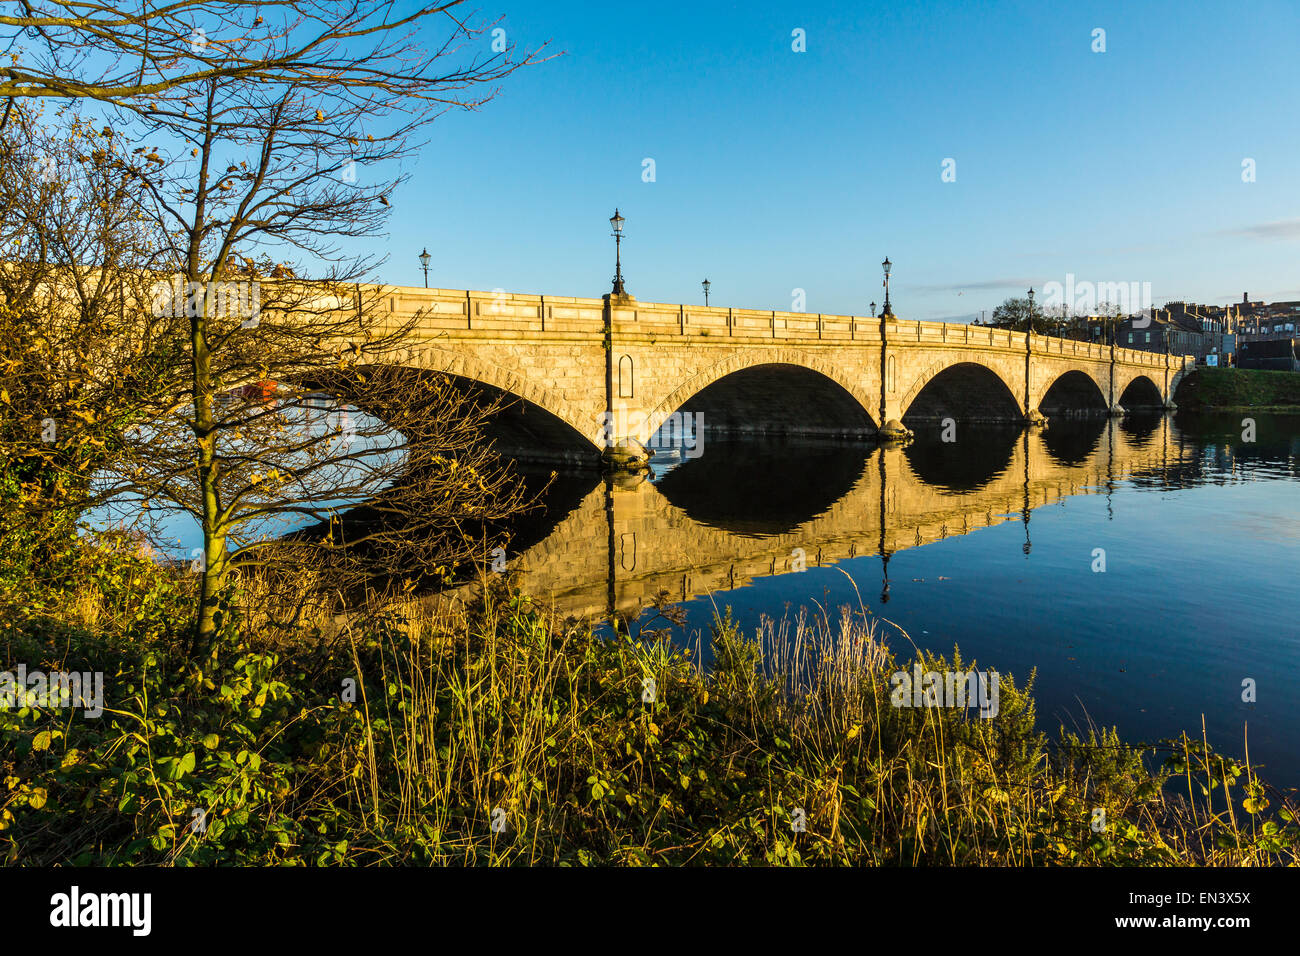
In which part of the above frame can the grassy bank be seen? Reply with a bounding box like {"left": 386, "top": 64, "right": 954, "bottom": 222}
{"left": 1176, "top": 367, "right": 1300, "bottom": 411}
{"left": 2, "top": 544, "right": 1298, "bottom": 866}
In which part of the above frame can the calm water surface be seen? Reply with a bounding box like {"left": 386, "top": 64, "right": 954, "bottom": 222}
{"left": 501, "top": 412, "right": 1300, "bottom": 789}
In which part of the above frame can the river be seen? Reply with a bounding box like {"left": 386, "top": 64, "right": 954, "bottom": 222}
{"left": 497, "top": 412, "right": 1300, "bottom": 790}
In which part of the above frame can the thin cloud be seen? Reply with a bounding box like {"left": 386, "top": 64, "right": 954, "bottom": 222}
{"left": 1213, "top": 289, "right": 1300, "bottom": 302}
{"left": 1223, "top": 218, "right": 1300, "bottom": 240}
{"left": 910, "top": 277, "right": 1037, "bottom": 294}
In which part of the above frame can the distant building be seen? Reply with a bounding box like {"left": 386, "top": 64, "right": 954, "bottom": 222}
{"left": 1055, "top": 293, "right": 1299, "bottom": 367}
{"left": 1231, "top": 292, "right": 1298, "bottom": 369}
{"left": 1235, "top": 294, "right": 1300, "bottom": 341}
{"left": 1054, "top": 310, "right": 1203, "bottom": 358}
{"left": 1064, "top": 315, "right": 1125, "bottom": 343}
{"left": 1113, "top": 309, "right": 1214, "bottom": 360}
{"left": 1160, "top": 303, "right": 1235, "bottom": 360}
{"left": 1238, "top": 337, "right": 1299, "bottom": 371}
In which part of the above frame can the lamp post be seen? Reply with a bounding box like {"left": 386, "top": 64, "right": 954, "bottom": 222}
{"left": 1022, "top": 445, "right": 1033, "bottom": 556}
{"left": 870, "top": 301, "right": 877, "bottom": 318}
{"left": 1026, "top": 286, "right": 1035, "bottom": 334}
{"left": 419, "top": 247, "right": 431, "bottom": 288}
{"left": 881, "top": 257, "right": 893, "bottom": 317}
{"left": 609, "top": 209, "right": 626, "bottom": 296}
{"left": 702, "top": 278, "right": 710, "bottom": 306}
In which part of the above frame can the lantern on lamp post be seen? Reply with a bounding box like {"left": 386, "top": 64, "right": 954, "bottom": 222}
{"left": 609, "top": 209, "right": 626, "bottom": 296}
{"left": 881, "top": 258, "right": 893, "bottom": 317}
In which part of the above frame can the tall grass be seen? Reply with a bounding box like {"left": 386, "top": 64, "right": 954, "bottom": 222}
{"left": 278, "top": 580, "right": 1299, "bottom": 865}
{"left": 4, "top": 566, "right": 1298, "bottom": 865}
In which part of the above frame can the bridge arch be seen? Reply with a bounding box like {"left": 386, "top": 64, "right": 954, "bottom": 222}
{"left": 898, "top": 359, "right": 1024, "bottom": 423}
{"left": 1169, "top": 361, "right": 1195, "bottom": 399}
{"left": 406, "top": 346, "right": 604, "bottom": 458}
{"left": 641, "top": 351, "right": 878, "bottom": 442}
{"left": 1117, "top": 372, "right": 1165, "bottom": 410}
{"left": 654, "top": 441, "right": 871, "bottom": 534}
{"left": 1036, "top": 369, "right": 1109, "bottom": 417}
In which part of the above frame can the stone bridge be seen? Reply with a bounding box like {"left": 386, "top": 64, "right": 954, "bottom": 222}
{"left": 368, "top": 285, "right": 1195, "bottom": 466}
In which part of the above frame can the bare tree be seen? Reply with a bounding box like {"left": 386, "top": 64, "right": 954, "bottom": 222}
{"left": 102, "top": 8, "right": 540, "bottom": 648}
{"left": 0, "top": 1, "right": 535, "bottom": 113}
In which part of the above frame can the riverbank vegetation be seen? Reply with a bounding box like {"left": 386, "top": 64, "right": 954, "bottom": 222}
{"left": 1176, "top": 367, "right": 1300, "bottom": 411}
{"left": 3, "top": 542, "right": 1296, "bottom": 866}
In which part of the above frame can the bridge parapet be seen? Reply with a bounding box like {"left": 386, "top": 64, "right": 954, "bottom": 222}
{"left": 373, "top": 285, "right": 1191, "bottom": 373}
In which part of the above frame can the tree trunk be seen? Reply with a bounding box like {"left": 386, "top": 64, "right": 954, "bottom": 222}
{"left": 190, "top": 276, "right": 226, "bottom": 653}
{"left": 194, "top": 450, "right": 227, "bottom": 653}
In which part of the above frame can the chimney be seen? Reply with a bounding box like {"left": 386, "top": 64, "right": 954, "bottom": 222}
{"left": 1243, "top": 292, "right": 1249, "bottom": 304}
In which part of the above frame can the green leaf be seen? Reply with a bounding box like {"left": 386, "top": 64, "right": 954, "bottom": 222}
{"left": 1243, "top": 796, "right": 1268, "bottom": 814}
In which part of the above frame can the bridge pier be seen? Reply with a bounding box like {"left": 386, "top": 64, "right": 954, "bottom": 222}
{"left": 601, "top": 292, "right": 655, "bottom": 472}
{"left": 878, "top": 418, "right": 913, "bottom": 440}
{"left": 878, "top": 385, "right": 914, "bottom": 440}
{"left": 602, "top": 438, "right": 652, "bottom": 472}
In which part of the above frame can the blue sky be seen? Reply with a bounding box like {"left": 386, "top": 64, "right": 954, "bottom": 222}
{"left": 375, "top": 0, "right": 1300, "bottom": 321}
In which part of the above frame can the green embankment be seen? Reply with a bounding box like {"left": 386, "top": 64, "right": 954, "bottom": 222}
{"left": 1175, "top": 367, "right": 1300, "bottom": 411}
{"left": 3, "top": 538, "right": 1299, "bottom": 866}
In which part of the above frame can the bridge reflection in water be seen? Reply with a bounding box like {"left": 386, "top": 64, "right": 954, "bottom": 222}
{"left": 462, "top": 414, "right": 1194, "bottom": 623}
